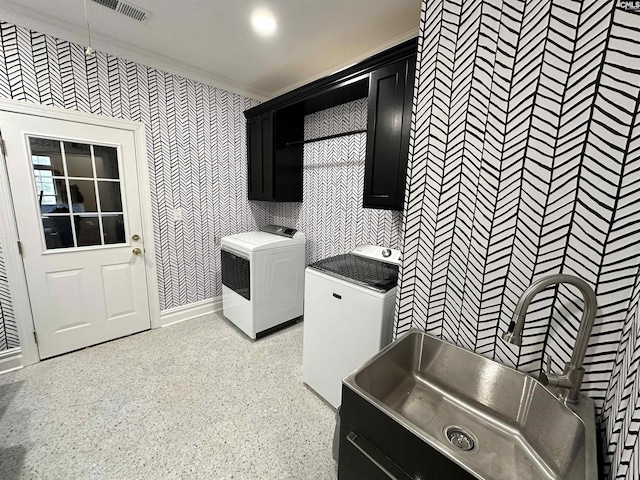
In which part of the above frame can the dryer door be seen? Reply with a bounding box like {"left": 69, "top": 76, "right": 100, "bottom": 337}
{"left": 221, "top": 249, "right": 251, "bottom": 300}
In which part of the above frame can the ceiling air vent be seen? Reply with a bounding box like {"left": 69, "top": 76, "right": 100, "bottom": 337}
{"left": 90, "top": 0, "right": 151, "bottom": 23}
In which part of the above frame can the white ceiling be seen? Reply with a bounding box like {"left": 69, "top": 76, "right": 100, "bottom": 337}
{"left": 0, "top": 0, "right": 421, "bottom": 100}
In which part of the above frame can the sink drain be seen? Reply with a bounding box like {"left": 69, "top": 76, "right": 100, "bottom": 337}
{"left": 445, "top": 426, "right": 476, "bottom": 452}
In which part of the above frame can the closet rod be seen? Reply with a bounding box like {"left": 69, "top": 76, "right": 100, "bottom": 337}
{"left": 285, "top": 129, "right": 366, "bottom": 147}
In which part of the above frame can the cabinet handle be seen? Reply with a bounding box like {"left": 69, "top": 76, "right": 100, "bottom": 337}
{"left": 346, "top": 431, "right": 411, "bottom": 480}
{"left": 333, "top": 293, "right": 342, "bottom": 299}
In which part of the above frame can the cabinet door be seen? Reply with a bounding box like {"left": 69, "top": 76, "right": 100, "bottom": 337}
{"left": 259, "top": 113, "right": 274, "bottom": 199}
{"left": 364, "top": 57, "right": 415, "bottom": 210}
{"left": 247, "top": 115, "right": 262, "bottom": 200}
{"left": 247, "top": 113, "right": 273, "bottom": 200}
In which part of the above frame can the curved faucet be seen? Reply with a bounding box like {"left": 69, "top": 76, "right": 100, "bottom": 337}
{"left": 502, "top": 274, "right": 598, "bottom": 404}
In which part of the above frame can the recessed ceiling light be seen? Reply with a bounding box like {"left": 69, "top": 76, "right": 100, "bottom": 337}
{"left": 251, "top": 11, "right": 277, "bottom": 37}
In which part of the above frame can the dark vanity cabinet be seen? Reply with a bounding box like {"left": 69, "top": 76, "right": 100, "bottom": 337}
{"left": 338, "top": 387, "right": 477, "bottom": 480}
{"left": 244, "top": 38, "right": 417, "bottom": 208}
{"left": 363, "top": 56, "right": 415, "bottom": 210}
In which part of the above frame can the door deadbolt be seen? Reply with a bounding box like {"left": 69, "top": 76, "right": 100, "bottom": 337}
{"left": 132, "top": 234, "right": 140, "bottom": 241}
{"left": 132, "top": 247, "right": 142, "bottom": 255}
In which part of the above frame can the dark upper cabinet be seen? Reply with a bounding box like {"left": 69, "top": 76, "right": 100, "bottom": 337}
{"left": 363, "top": 56, "right": 415, "bottom": 210}
{"left": 247, "top": 108, "right": 303, "bottom": 202}
{"left": 244, "top": 38, "right": 417, "bottom": 207}
{"left": 247, "top": 112, "right": 273, "bottom": 200}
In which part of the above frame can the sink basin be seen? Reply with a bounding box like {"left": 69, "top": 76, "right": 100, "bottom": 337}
{"left": 342, "top": 330, "right": 598, "bottom": 480}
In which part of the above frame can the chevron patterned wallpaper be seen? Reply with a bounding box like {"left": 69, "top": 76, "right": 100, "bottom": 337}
{"left": 267, "top": 99, "right": 403, "bottom": 263}
{"left": 0, "top": 240, "right": 18, "bottom": 351}
{"left": 0, "top": 20, "right": 265, "bottom": 351}
{"left": 396, "top": 0, "right": 639, "bottom": 477}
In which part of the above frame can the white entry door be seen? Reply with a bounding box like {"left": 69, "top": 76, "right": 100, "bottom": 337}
{"left": 0, "top": 111, "right": 151, "bottom": 359}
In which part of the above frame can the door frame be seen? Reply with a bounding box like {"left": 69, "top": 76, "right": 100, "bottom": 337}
{"left": 0, "top": 99, "right": 161, "bottom": 366}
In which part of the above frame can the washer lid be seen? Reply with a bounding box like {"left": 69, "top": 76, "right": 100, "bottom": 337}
{"left": 307, "top": 253, "right": 398, "bottom": 292}
{"left": 221, "top": 230, "right": 305, "bottom": 252}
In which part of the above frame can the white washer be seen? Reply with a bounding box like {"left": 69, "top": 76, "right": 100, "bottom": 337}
{"left": 302, "top": 244, "right": 401, "bottom": 408}
{"left": 221, "top": 225, "right": 306, "bottom": 339}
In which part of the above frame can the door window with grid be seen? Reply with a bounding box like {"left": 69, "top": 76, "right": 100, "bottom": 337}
{"left": 29, "top": 137, "right": 126, "bottom": 250}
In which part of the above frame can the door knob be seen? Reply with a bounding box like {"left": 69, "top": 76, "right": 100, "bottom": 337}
{"left": 132, "top": 247, "right": 142, "bottom": 255}
{"left": 132, "top": 234, "right": 140, "bottom": 241}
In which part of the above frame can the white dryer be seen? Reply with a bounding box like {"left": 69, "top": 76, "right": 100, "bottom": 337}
{"left": 302, "top": 245, "right": 401, "bottom": 408}
{"left": 221, "top": 225, "right": 305, "bottom": 339}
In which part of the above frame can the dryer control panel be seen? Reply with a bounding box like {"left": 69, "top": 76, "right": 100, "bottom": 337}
{"left": 262, "top": 224, "right": 297, "bottom": 238}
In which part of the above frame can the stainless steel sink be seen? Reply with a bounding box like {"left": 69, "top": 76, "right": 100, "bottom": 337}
{"left": 342, "top": 330, "right": 598, "bottom": 480}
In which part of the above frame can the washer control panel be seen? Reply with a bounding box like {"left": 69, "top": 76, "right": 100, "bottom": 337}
{"left": 351, "top": 245, "right": 401, "bottom": 265}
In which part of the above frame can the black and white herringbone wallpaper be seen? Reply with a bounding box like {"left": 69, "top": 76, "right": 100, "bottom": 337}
{"left": 0, "top": 20, "right": 265, "bottom": 341}
{"left": 267, "top": 99, "right": 403, "bottom": 262}
{"left": 397, "top": 0, "right": 639, "bottom": 478}
{"left": 0, "top": 240, "right": 19, "bottom": 350}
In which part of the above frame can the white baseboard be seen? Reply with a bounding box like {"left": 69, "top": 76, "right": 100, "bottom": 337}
{"left": 160, "top": 296, "right": 223, "bottom": 328}
{"left": 0, "top": 347, "right": 23, "bottom": 375}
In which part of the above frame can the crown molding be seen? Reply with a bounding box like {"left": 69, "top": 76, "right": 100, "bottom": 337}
{"left": 270, "top": 27, "right": 419, "bottom": 99}
{"left": 0, "top": 3, "right": 271, "bottom": 101}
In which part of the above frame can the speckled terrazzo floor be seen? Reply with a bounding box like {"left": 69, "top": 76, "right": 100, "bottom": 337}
{"left": 0, "top": 314, "right": 337, "bottom": 479}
